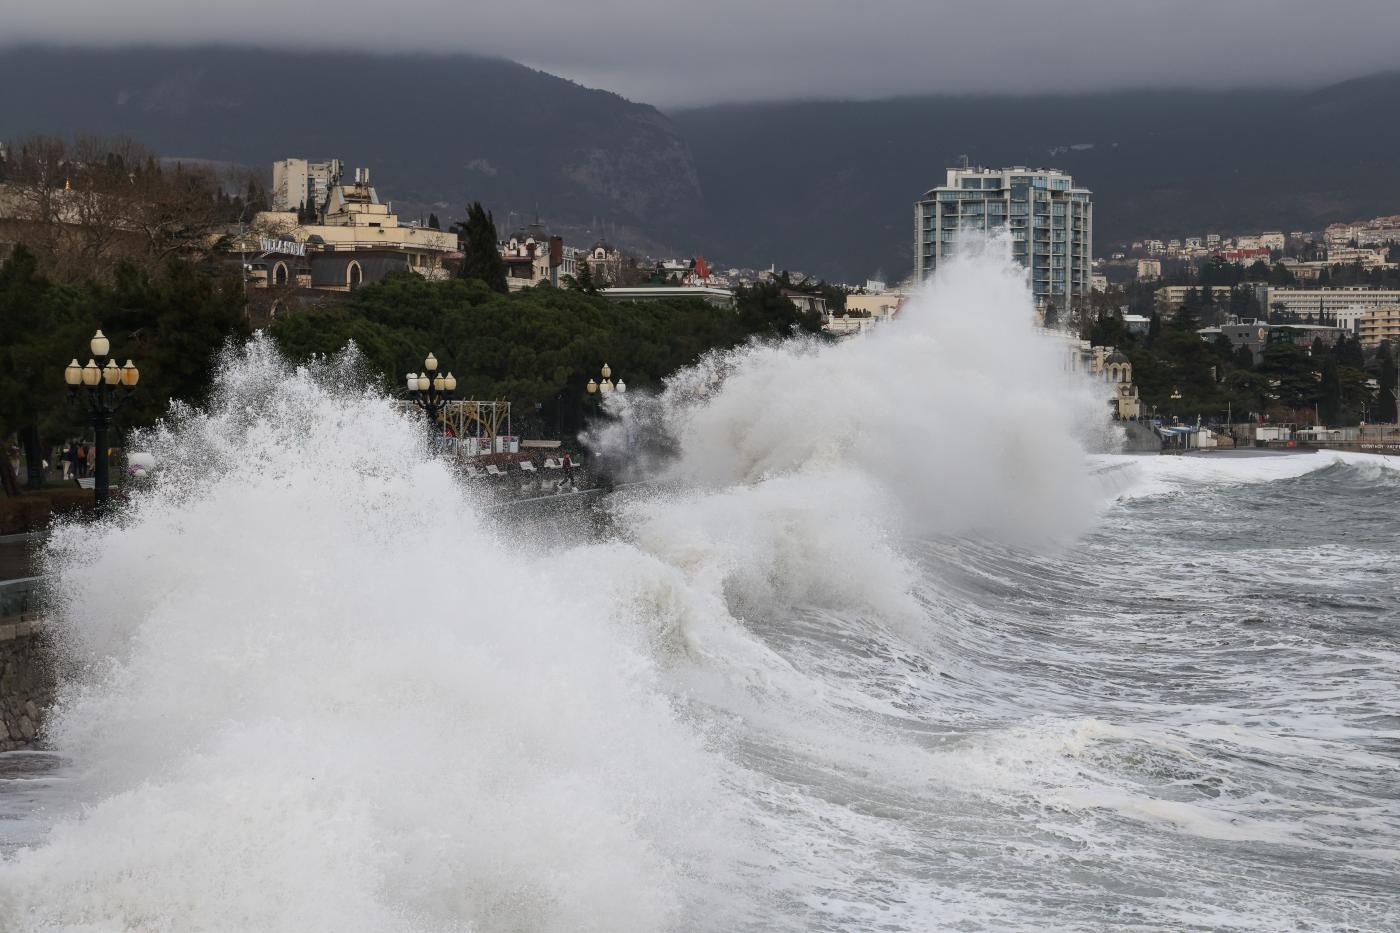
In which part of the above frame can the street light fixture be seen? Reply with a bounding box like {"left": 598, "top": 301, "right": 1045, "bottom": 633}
{"left": 64, "top": 329, "right": 138, "bottom": 512}
{"left": 405, "top": 351, "right": 455, "bottom": 441}
{"left": 586, "top": 363, "right": 619, "bottom": 413}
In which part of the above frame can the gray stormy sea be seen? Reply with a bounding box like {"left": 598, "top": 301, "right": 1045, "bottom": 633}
{"left": 1, "top": 240, "right": 1396, "bottom": 932}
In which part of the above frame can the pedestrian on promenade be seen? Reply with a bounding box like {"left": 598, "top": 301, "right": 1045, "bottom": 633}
{"left": 561, "top": 453, "right": 574, "bottom": 488}
{"left": 62, "top": 442, "right": 74, "bottom": 480}
{"left": 75, "top": 443, "right": 88, "bottom": 478}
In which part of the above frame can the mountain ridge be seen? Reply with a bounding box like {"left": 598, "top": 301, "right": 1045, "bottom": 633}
{"left": 0, "top": 44, "right": 703, "bottom": 251}
{"left": 3, "top": 45, "right": 1399, "bottom": 280}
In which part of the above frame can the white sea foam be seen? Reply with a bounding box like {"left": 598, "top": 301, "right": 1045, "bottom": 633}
{"left": 4, "top": 239, "right": 1397, "bottom": 931}
{"left": 596, "top": 235, "right": 1112, "bottom": 547}
{"left": 1, "top": 341, "right": 741, "bottom": 933}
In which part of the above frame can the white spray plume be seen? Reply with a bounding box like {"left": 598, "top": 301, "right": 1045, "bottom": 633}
{"left": 596, "top": 235, "right": 1111, "bottom": 545}
{"left": 2, "top": 337, "right": 742, "bottom": 933}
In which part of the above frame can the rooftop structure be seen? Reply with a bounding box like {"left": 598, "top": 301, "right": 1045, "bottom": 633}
{"left": 599, "top": 285, "right": 734, "bottom": 308}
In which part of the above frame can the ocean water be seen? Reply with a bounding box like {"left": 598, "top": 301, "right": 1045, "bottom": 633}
{"left": 1, "top": 243, "right": 1396, "bottom": 931}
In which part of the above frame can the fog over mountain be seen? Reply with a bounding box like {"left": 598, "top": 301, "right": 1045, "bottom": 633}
{"left": 3, "top": 45, "right": 1400, "bottom": 281}
{"left": 4, "top": 1, "right": 1400, "bottom": 105}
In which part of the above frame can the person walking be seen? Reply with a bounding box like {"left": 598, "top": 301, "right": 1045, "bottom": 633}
{"left": 62, "top": 442, "right": 74, "bottom": 480}
{"left": 561, "top": 453, "right": 574, "bottom": 488}
{"left": 75, "top": 443, "right": 88, "bottom": 479}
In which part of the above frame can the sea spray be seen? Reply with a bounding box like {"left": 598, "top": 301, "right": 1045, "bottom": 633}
{"left": 0, "top": 239, "right": 1354, "bottom": 932}
{"left": 593, "top": 235, "right": 1113, "bottom": 546}
{"left": 1, "top": 338, "right": 743, "bottom": 932}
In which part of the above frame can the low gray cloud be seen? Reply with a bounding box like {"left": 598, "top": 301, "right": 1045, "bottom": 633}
{"left": 4, "top": 0, "right": 1397, "bottom": 107}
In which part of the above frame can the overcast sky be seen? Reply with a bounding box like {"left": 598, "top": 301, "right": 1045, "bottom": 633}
{"left": 4, "top": 0, "right": 1397, "bottom": 107}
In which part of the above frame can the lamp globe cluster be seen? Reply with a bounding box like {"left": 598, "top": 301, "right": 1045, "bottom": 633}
{"left": 586, "top": 362, "right": 626, "bottom": 396}
{"left": 63, "top": 328, "right": 139, "bottom": 511}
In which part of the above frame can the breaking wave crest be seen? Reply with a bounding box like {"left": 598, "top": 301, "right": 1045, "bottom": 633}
{"left": 4, "top": 239, "right": 1396, "bottom": 931}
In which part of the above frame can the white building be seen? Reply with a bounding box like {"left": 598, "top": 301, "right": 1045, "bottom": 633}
{"left": 1324, "top": 246, "right": 1390, "bottom": 268}
{"left": 1136, "top": 259, "right": 1162, "bottom": 280}
{"left": 500, "top": 225, "right": 578, "bottom": 291}
{"left": 1326, "top": 216, "right": 1400, "bottom": 247}
{"left": 1265, "top": 287, "right": 1400, "bottom": 322}
{"left": 1332, "top": 305, "right": 1372, "bottom": 334}
{"left": 914, "top": 165, "right": 1092, "bottom": 310}
{"left": 271, "top": 158, "right": 344, "bottom": 213}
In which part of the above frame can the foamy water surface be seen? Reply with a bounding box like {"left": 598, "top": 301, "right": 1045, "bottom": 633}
{"left": 1, "top": 242, "right": 1396, "bottom": 932}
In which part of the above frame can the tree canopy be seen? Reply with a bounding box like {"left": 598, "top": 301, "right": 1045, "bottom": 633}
{"left": 0, "top": 243, "right": 249, "bottom": 486}
{"left": 270, "top": 273, "right": 823, "bottom": 437}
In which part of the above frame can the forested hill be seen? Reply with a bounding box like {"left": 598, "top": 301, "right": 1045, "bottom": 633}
{"left": 3, "top": 44, "right": 1399, "bottom": 282}
{"left": 668, "top": 74, "right": 1400, "bottom": 281}
{"left": 0, "top": 45, "right": 704, "bottom": 244}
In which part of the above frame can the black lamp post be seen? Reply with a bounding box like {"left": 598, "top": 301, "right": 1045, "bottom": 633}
{"left": 405, "top": 351, "right": 456, "bottom": 440}
{"left": 63, "top": 329, "right": 139, "bottom": 512}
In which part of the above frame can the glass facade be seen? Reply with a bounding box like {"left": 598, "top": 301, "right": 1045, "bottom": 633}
{"left": 915, "top": 167, "right": 1092, "bottom": 310}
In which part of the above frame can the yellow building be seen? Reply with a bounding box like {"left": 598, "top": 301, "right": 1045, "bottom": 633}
{"left": 247, "top": 167, "right": 458, "bottom": 289}
{"left": 844, "top": 294, "right": 902, "bottom": 319}
{"left": 1358, "top": 306, "right": 1400, "bottom": 347}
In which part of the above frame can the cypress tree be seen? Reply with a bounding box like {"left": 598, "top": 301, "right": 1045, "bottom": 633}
{"left": 456, "top": 202, "right": 507, "bottom": 293}
{"left": 574, "top": 258, "right": 595, "bottom": 294}
{"left": 1378, "top": 342, "right": 1398, "bottom": 423}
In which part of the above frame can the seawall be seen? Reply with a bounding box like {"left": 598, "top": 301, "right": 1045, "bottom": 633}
{"left": 0, "top": 577, "right": 50, "bottom": 752}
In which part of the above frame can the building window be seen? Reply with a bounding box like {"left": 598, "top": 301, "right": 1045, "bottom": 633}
{"left": 347, "top": 261, "right": 363, "bottom": 289}
{"left": 273, "top": 261, "right": 289, "bottom": 286}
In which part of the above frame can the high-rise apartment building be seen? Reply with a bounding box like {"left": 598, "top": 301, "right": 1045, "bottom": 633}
{"left": 271, "top": 158, "right": 345, "bottom": 214}
{"left": 914, "top": 166, "right": 1092, "bottom": 309}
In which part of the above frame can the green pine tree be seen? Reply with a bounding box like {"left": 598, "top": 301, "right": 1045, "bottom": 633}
{"left": 455, "top": 202, "right": 507, "bottom": 293}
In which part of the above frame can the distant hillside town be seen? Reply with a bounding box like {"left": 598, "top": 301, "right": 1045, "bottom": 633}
{"left": 223, "top": 157, "right": 906, "bottom": 336}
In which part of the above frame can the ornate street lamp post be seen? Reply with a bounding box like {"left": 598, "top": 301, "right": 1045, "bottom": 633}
{"left": 585, "top": 362, "right": 625, "bottom": 415}
{"left": 63, "top": 329, "right": 139, "bottom": 512}
{"left": 405, "top": 351, "right": 456, "bottom": 440}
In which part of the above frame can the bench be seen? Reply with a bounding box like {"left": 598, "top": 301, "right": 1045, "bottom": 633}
{"left": 543, "top": 458, "right": 561, "bottom": 469}
{"left": 75, "top": 477, "right": 96, "bottom": 490}
{"left": 519, "top": 461, "right": 537, "bottom": 473}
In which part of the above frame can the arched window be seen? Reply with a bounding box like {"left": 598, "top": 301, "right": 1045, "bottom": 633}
{"left": 347, "top": 261, "right": 363, "bottom": 289}
{"left": 273, "top": 261, "right": 289, "bottom": 286}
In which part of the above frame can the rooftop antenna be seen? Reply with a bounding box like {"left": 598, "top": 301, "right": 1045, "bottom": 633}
{"left": 959, "top": 154, "right": 970, "bottom": 169}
